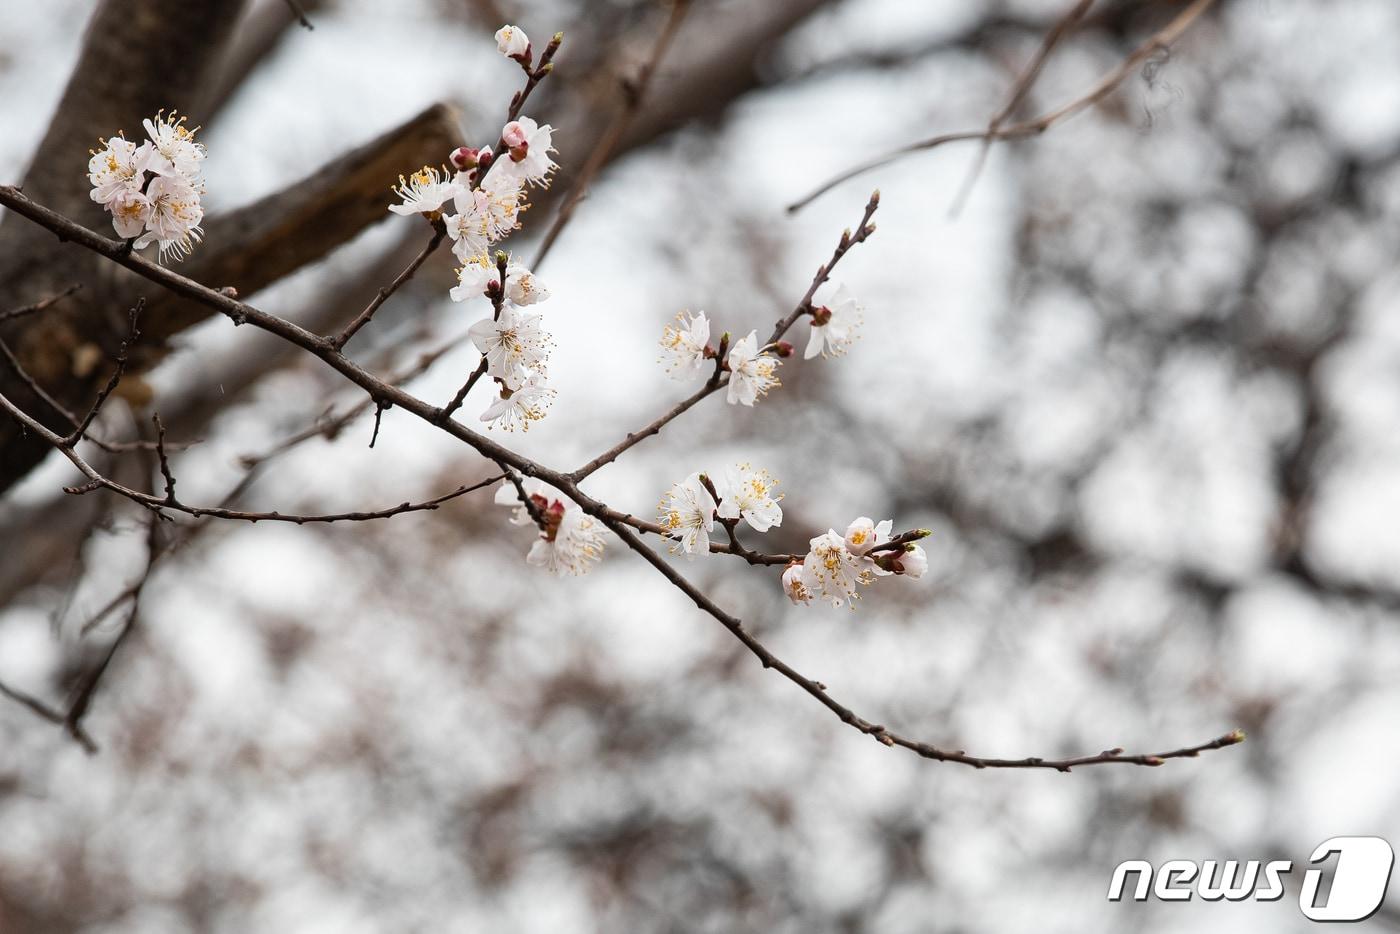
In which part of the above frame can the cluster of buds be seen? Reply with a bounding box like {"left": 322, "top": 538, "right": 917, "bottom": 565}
{"left": 87, "top": 110, "right": 206, "bottom": 262}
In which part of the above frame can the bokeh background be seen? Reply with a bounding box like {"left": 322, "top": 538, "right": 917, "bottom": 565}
{"left": 2, "top": 0, "right": 1399, "bottom": 931}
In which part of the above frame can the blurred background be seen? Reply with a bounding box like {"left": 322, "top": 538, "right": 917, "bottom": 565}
{"left": 2, "top": 0, "right": 1399, "bottom": 930}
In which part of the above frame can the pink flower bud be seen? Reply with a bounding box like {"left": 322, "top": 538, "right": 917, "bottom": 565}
{"left": 502, "top": 121, "right": 528, "bottom": 149}
{"left": 450, "top": 146, "right": 480, "bottom": 170}
{"left": 773, "top": 340, "right": 795, "bottom": 358}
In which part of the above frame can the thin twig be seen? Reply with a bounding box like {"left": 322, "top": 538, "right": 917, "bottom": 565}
{"left": 569, "top": 191, "right": 879, "bottom": 481}
{"left": 0, "top": 283, "right": 83, "bottom": 324}
{"left": 948, "top": 0, "right": 1096, "bottom": 216}
{"left": 788, "top": 0, "right": 1218, "bottom": 212}
{"left": 331, "top": 224, "right": 445, "bottom": 351}
{"left": 66, "top": 300, "right": 144, "bottom": 447}
{"left": 532, "top": 0, "right": 690, "bottom": 271}
{"left": 282, "top": 0, "right": 314, "bottom": 30}
{"left": 0, "top": 677, "right": 97, "bottom": 753}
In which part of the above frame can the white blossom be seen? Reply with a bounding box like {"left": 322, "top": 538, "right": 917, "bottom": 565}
{"left": 133, "top": 174, "right": 204, "bottom": 261}
{"left": 443, "top": 206, "right": 490, "bottom": 262}
{"left": 503, "top": 261, "right": 549, "bottom": 305}
{"left": 141, "top": 111, "right": 205, "bottom": 180}
{"left": 527, "top": 507, "right": 605, "bottom": 576}
{"left": 87, "top": 136, "right": 149, "bottom": 205}
{"left": 715, "top": 463, "right": 783, "bottom": 533}
{"left": 781, "top": 564, "right": 812, "bottom": 606}
{"left": 480, "top": 376, "right": 553, "bottom": 431}
{"left": 658, "top": 472, "right": 717, "bottom": 557}
{"left": 450, "top": 255, "right": 548, "bottom": 305}
{"left": 456, "top": 164, "right": 525, "bottom": 242}
{"left": 895, "top": 544, "right": 928, "bottom": 579}
{"left": 843, "top": 517, "right": 892, "bottom": 556}
{"left": 388, "top": 165, "right": 461, "bottom": 216}
{"left": 495, "top": 24, "right": 530, "bottom": 59}
{"left": 469, "top": 304, "right": 551, "bottom": 390}
{"left": 658, "top": 311, "right": 710, "bottom": 380}
{"left": 801, "top": 530, "right": 873, "bottom": 608}
{"left": 450, "top": 254, "right": 498, "bottom": 303}
{"left": 107, "top": 189, "right": 152, "bottom": 239}
{"left": 805, "top": 284, "right": 864, "bottom": 359}
{"left": 495, "top": 117, "right": 557, "bottom": 186}
{"left": 725, "top": 331, "right": 781, "bottom": 406}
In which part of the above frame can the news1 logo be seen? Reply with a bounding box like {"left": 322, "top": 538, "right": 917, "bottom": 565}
{"left": 1107, "top": 836, "right": 1394, "bottom": 922}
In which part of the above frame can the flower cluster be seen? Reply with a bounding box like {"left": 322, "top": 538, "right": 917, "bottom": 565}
{"left": 658, "top": 312, "right": 783, "bottom": 407}
{"left": 87, "top": 111, "right": 206, "bottom": 261}
{"left": 496, "top": 480, "right": 605, "bottom": 576}
{"left": 388, "top": 27, "right": 561, "bottom": 430}
{"left": 658, "top": 464, "right": 783, "bottom": 557}
{"left": 783, "top": 517, "right": 928, "bottom": 609}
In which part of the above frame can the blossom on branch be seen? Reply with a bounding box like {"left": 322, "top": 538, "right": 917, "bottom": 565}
{"left": 388, "top": 165, "right": 460, "bottom": 216}
{"left": 801, "top": 530, "right": 871, "bottom": 608}
{"left": 782, "top": 564, "right": 813, "bottom": 606}
{"left": 495, "top": 480, "right": 605, "bottom": 577}
{"left": 805, "top": 284, "right": 864, "bottom": 359}
{"left": 87, "top": 136, "right": 148, "bottom": 205}
{"left": 715, "top": 463, "right": 783, "bottom": 533}
{"left": 469, "top": 304, "right": 552, "bottom": 390}
{"left": 481, "top": 376, "right": 553, "bottom": 431}
{"left": 725, "top": 331, "right": 781, "bottom": 406}
{"left": 133, "top": 174, "right": 204, "bottom": 261}
{"left": 844, "top": 516, "right": 892, "bottom": 557}
{"left": 495, "top": 24, "right": 530, "bottom": 60}
{"left": 658, "top": 310, "right": 711, "bottom": 380}
{"left": 87, "top": 111, "right": 207, "bottom": 261}
{"left": 494, "top": 117, "right": 557, "bottom": 187}
{"left": 142, "top": 111, "right": 206, "bottom": 180}
{"left": 658, "top": 472, "right": 717, "bottom": 557}
{"left": 528, "top": 507, "right": 605, "bottom": 576}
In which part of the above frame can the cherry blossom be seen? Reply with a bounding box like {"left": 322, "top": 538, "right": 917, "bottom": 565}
{"left": 494, "top": 24, "right": 530, "bottom": 60}
{"left": 106, "top": 189, "right": 152, "bottom": 239}
{"left": 805, "top": 284, "right": 864, "bottom": 359}
{"left": 843, "top": 517, "right": 892, "bottom": 556}
{"left": 480, "top": 376, "right": 554, "bottom": 431}
{"left": 527, "top": 507, "right": 605, "bottom": 576}
{"left": 133, "top": 174, "right": 204, "bottom": 261}
{"left": 494, "top": 117, "right": 557, "bottom": 186}
{"left": 388, "top": 165, "right": 461, "bottom": 216}
{"left": 87, "top": 136, "right": 148, "bottom": 205}
{"left": 659, "top": 311, "right": 711, "bottom": 380}
{"left": 725, "top": 331, "right": 781, "bottom": 406}
{"left": 801, "top": 530, "right": 873, "bottom": 608}
{"left": 782, "top": 564, "right": 813, "bottom": 605}
{"left": 658, "top": 472, "right": 717, "bottom": 557}
{"left": 715, "top": 463, "right": 783, "bottom": 532}
{"left": 893, "top": 544, "right": 927, "bottom": 579}
{"left": 141, "top": 111, "right": 205, "bottom": 180}
{"left": 469, "top": 304, "right": 552, "bottom": 390}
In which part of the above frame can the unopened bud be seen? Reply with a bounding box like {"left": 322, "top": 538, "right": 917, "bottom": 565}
{"left": 449, "top": 146, "right": 480, "bottom": 170}
{"left": 774, "top": 340, "right": 795, "bottom": 358}
{"left": 502, "top": 121, "right": 528, "bottom": 149}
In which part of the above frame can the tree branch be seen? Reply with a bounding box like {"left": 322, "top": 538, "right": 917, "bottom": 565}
{"left": 788, "top": 0, "right": 1219, "bottom": 212}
